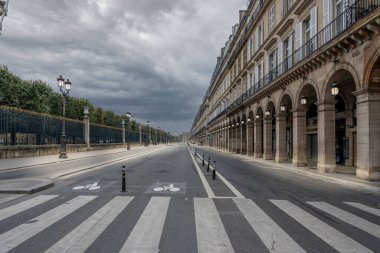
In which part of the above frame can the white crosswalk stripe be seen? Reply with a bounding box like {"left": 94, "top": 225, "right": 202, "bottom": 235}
{"left": 120, "top": 196, "right": 170, "bottom": 253}
{"left": 0, "top": 195, "right": 58, "bottom": 221}
{"left": 344, "top": 202, "right": 380, "bottom": 217}
{"left": 0, "top": 195, "right": 96, "bottom": 253}
{"left": 46, "top": 196, "right": 134, "bottom": 253}
{"left": 271, "top": 200, "right": 372, "bottom": 253}
{"left": 308, "top": 201, "right": 380, "bottom": 239}
{"left": 0, "top": 195, "right": 378, "bottom": 253}
{"left": 234, "top": 198, "right": 305, "bottom": 253}
{"left": 194, "top": 198, "right": 235, "bottom": 253}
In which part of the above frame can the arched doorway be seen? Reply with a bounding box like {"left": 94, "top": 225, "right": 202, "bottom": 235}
{"left": 254, "top": 107, "right": 264, "bottom": 158}
{"left": 264, "top": 101, "right": 276, "bottom": 160}
{"left": 323, "top": 68, "right": 357, "bottom": 173}
{"left": 277, "top": 94, "right": 293, "bottom": 163}
{"left": 355, "top": 53, "right": 380, "bottom": 180}
{"left": 241, "top": 114, "right": 247, "bottom": 154}
{"left": 294, "top": 82, "right": 319, "bottom": 167}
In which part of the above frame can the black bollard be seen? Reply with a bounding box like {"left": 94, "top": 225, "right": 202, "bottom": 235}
{"left": 207, "top": 156, "right": 210, "bottom": 172}
{"left": 202, "top": 154, "right": 205, "bottom": 166}
{"left": 213, "top": 161, "right": 216, "bottom": 180}
{"left": 122, "top": 165, "right": 126, "bottom": 192}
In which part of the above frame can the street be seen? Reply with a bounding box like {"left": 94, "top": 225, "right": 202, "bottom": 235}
{"left": 0, "top": 143, "right": 379, "bottom": 253}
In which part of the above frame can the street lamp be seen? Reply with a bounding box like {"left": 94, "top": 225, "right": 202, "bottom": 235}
{"left": 265, "top": 110, "right": 270, "bottom": 116}
{"left": 126, "top": 112, "right": 131, "bottom": 150}
{"left": 331, "top": 58, "right": 340, "bottom": 96}
{"left": 280, "top": 103, "right": 286, "bottom": 112}
{"left": 255, "top": 113, "right": 260, "bottom": 119}
{"left": 158, "top": 126, "right": 160, "bottom": 144}
{"left": 145, "top": 121, "right": 150, "bottom": 146}
{"left": 57, "top": 75, "right": 71, "bottom": 159}
{"left": 301, "top": 95, "right": 307, "bottom": 105}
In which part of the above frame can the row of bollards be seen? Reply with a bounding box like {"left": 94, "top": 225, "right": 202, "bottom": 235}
{"left": 201, "top": 153, "right": 216, "bottom": 180}
{"left": 190, "top": 145, "right": 217, "bottom": 180}
{"left": 122, "top": 165, "right": 126, "bottom": 192}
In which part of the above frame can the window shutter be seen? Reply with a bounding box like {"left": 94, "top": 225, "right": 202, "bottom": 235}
{"left": 288, "top": 33, "right": 293, "bottom": 68}
{"left": 278, "top": 41, "right": 283, "bottom": 74}
{"left": 254, "top": 65, "right": 258, "bottom": 87}
{"left": 295, "top": 22, "right": 302, "bottom": 62}
{"left": 260, "top": 60, "right": 264, "bottom": 81}
{"left": 256, "top": 29, "right": 259, "bottom": 49}
{"left": 260, "top": 20, "right": 264, "bottom": 46}
{"left": 323, "top": 0, "right": 330, "bottom": 43}
{"left": 310, "top": 6, "right": 317, "bottom": 51}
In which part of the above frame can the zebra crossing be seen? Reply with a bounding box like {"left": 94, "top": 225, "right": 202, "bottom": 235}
{"left": 0, "top": 195, "right": 379, "bottom": 253}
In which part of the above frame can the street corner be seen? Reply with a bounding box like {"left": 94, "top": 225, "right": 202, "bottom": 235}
{"left": 0, "top": 178, "right": 54, "bottom": 194}
{"left": 145, "top": 182, "right": 187, "bottom": 194}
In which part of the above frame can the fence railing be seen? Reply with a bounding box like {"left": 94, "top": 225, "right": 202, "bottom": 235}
{"left": 207, "top": 0, "right": 379, "bottom": 126}
{"left": 0, "top": 107, "right": 147, "bottom": 146}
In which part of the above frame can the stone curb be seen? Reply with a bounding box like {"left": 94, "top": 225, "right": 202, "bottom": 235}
{"left": 0, "top": 178, "right": 54, "bottom": 194}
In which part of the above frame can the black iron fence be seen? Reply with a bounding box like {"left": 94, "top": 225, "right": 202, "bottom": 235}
{"left": 0, "top": 106, "right": 146, "bottom": 146}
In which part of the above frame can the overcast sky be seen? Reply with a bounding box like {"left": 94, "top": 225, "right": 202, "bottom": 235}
{"left": 0, "top": 0, "right": 247, "bottom": 135}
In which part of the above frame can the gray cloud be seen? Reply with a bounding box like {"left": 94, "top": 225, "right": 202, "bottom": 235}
{"left": 0, "top": 0, "right": 247, "bottom": 135}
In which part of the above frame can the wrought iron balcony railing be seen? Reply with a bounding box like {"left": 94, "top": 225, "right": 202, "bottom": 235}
{"left": 206, "top": 0, "right": 379, "bottom": 127}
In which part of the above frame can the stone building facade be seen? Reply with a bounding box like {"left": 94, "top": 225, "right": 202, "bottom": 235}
{"left": 190, "top": 0, "right": 380, "bottom": 181}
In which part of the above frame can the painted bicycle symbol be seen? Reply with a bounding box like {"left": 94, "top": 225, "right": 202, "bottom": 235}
{"left": 153, "top": 184, "right": 180, "bottom": 192}
{"left": 72, "top": 182, "right": 101, "bottom": 191}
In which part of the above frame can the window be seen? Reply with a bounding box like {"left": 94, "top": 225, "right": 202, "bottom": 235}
{"left": 249, "top": 37, "right": 254, "bottom": 57}
{"left": 335, "top": 0, "right": 345, "bottom": 32}
{"left": 268, "top": 50, "right": 277, "bottom": 80}
{"left": 282, "top": 0, "right": 293, "bottom": 17}
{"left": 257, "top": 20, "right": 264, "bottom": 47}
{"left": 269, "top": 4, "right": 275, "bottom": 33}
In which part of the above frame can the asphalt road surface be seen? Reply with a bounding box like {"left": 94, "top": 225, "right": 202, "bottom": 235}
{"left": 0, "top": 143, "right": 379, "bottom": 253}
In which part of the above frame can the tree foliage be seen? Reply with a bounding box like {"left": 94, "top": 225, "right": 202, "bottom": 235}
{"left": 0, "top": 66, "right": 169, "bottom": 133}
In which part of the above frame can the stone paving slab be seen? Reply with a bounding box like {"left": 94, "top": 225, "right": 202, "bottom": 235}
{"left": 0, "top": 178, "right": 54, "bottom": 194}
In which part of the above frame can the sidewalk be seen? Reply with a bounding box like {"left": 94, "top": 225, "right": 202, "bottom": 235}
{"left": 0, "top": 145, "right": 145, "bottom": 172}
{"left": 0, "top": 144, "right": 163, "bottom": 194}
{"left": 194, "top": 145, "right": 380, "bottom": 196}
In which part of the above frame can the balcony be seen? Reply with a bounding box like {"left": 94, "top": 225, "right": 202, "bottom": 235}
{"left": 207, "top": 0, "right": 380, "bottom": 125}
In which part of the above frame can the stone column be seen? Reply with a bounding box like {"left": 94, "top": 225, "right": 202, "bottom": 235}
{"left": 316, "top": 101, "right": 336, "bottom": 173}
{"left": 292, "top": 109, "right": 307, "bottom": 166}
{"left": 235, "top": 126, "right": 239, "bottom": 153}
{"left": 263, "top": 117, "right": 273, "bottom": 160}
{"left": 247, "top": 122, "right": 254, "bottom": 156}
{"left": 254, "top": 119, "right": 263, "bottom": 158}
{"left": 275, "top": 113, "right": 287, "bottom": 163}
{"left": 354, "top": 88, "right": 380, "bottom": 180}
{"left": 84, "top": 115, "right": 90, "bottom": 147}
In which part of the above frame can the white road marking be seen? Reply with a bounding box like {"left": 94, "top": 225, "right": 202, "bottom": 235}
{"left": 308, "top": 202, "right": 380, "bottom": 239}
{"left": 194, "top": 198, "right": 235, "bottom": 253}
{"left": 120, "top": 197, "right": 170, "bottom": 253}
{"left": 52, "top": 149, "right": 163, "bottom": 179}
{"left": 153, "top": 184, "right": 180, "bottom": 192}
{"left": 271, "top": 200, "right": 372, "bottom": 253}
{"left": 0, "top": 195, "right": 58, "bottom": 221}
{"left": 194, "top": 151, "right": 245, "bottom": 198}
{"left": 0, "top": 195, "right": 96, "bottom": 253}
{"left": 188, "top": 148, "right": 215, "bottom": 198}
{"left": 344, "top": 202, "right": 380, "bottom": 217}
{"left": 234, "top": 198, "right": 305, "bottom": 253}
{"left": 46, "top": 196, "right": 133, "bottom": 253}
{"left": 72, "top": 182, "right": 101, "bottom": 191}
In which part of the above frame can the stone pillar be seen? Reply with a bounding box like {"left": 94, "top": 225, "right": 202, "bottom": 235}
{"left": 247, "top": 122, "right": 254, "bottom": 156}
{"left": 275, "top": 113, "right": 287, "bottom": 163}
{"left": 292, "top": 109, "right": 307, "bottom": 166}
{"left": 84, "top": 115, "right": 90, "bottom": 147}
{"left": 316, "top": 101, "right": 336, "bottom": 173}
{"left": 235, "top": 126, "right": 239, "bottom": 153}
{"left": 254, "top": 119, "right": 263, "bottom": 158}
{"left": 263, "top": 117, "right": 273, "bottom": 160}
{"left": 354, "top": 88, "right": 380, "bottom": 180}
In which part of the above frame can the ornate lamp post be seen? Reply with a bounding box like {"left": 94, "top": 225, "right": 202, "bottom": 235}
{"left": 126, "top": 112, "right": 131, "bottom": 150}
{"left": 158, "top": 126, "right": 160, "bottom": 145}
{"left": 57, "top": 75, "right": 71, "bottom": 159}
{"left": 145, "top": 121, "right": 150, "bottom": 146}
